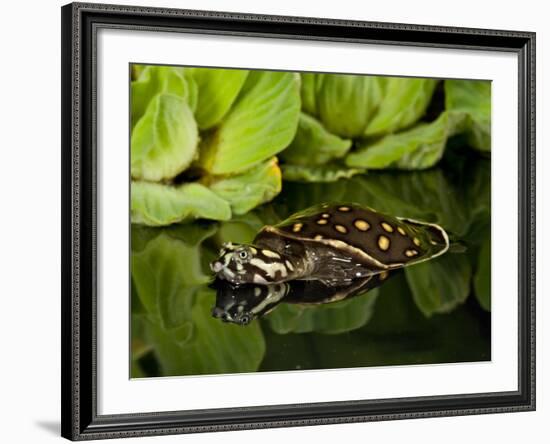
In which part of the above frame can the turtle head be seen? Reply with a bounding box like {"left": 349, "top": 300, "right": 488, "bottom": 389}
{"left": 210, "top": 242, "right": 290, "bottom": 285}
{"left": 210, "top": 279, "right": 256, "bottom": 326}
{"left": 210, "top": 242, "right": 262, "bottom": 285}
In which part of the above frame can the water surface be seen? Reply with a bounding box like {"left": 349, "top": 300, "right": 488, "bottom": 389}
{"left": 131, "top": 149, "right": 491, "bottom": 378}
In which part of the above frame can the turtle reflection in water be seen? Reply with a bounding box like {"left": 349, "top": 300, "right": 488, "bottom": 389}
{"left": 210, "top": 202, "right": 449, "bottom": 287}
{"left": 211, "top": 272, "right": 393, "bottom": 326}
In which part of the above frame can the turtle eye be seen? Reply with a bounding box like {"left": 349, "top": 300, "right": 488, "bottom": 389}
{"left": 238, "top": 250, "right": 248, "bottom": 260}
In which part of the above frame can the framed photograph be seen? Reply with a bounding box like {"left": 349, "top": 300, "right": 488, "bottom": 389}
{"left": 61, "top": 2, "right": 536, "bottom": 440}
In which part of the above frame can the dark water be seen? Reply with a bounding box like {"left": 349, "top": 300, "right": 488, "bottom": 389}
{"left": 131, "top": 147, "right": 491, "bottom": 378}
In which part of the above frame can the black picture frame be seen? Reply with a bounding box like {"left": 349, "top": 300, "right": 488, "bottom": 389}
{"left": 61, "top": 2, "right": 536, "bottom": 440}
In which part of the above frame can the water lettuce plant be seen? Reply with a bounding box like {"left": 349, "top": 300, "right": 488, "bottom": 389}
{"left": 131, "top": 65, "right": 300, "bottom": 226}
{"left": 131, "top": 65, "right": 491, "bottom": 226}
{"left": 283, "top": 74, "right": 491, "bottom": 181}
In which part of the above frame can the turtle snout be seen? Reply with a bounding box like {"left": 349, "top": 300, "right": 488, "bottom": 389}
{"left": 211, "top": 306, "right": 225, "bottom": 318}
{"left": 210, "top": 261, "right": 223, "bottom": 273}
{"left": 212, "top": 308, "right": 231, "bottom": 322}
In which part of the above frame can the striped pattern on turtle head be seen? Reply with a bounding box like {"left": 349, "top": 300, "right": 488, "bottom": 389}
{"left": 210, "top": 242, "right": 294, "bottom": 285}
{"left": 276, "top": 203, "right": 449, "bottom": 268}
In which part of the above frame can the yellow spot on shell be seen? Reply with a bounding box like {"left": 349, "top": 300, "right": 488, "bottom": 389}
{"left": 379, "top": 271, "right": 389, "bottom": 281}
{"left": 378, "top": 235, "right": 390, "bottom": 251}
{"left": 405, "top": 249, "right": 419, "bottom": 257}
{"left": 314, "top": 234, "right": 324, "bottom": 240}
{"left": 292, "top": 223, "right": 303, "bottom": 232}
{"left": 430, "top": 239, "right": 438, "bottom": 245}
{"left": 397, "top": 227, "right": 407, "bottom": 236}
{"left": 413, "top": 237, "right": 421, "bottom": 247}
{"left": 354, "top": 220, "right": 370, "bottom": 231}
{"left": 334, "top": 224, "right": 348, "bottom": 234}
{"left": 338, "top": 206, "right": 351, "bottom": 212}
{"left": 381, "top": 222, "right": 394, "bottom": 233}
{"left": 316, "top": 219, "right": 328, "bottom": 225}
{"left": 321, "top": 213, "right": 330, "bottom": 219}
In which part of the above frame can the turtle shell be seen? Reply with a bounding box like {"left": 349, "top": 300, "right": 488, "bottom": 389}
{"left": 257, "top": 203, "right": 449, "bottom": 272}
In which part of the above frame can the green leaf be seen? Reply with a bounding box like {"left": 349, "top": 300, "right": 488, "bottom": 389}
{"left": 449, "top": 155, "right": 491, "bottom": 241}
{"left": 282, "top": 163, "right": 364, "bottom": 182}
{"left": 208, "top": 158, "right": 282, "bottom": 215}
{"left": 352, "top": 170, "right": 468, "bottom": 236}
{"left": 190, "top": 68, "right": 249, "bottom": 130}
{"left": 131, "top": 224, "right": 216, "bottom": 329}
{"left": 131, "top": 66, "right": 197, "bottom": 127}
{"left": 131, "top": 64, "right": 147, "bottom": 81}
{"left": 138, "top": 291, "right": 266, "bottom": 376}
{"left": 364, "top": 78, "right": 437, "bottom": 136}
{"left": 445, "top": 80, "right": 491, "bottom": 151}
{"left": 185, "top": 73, "right": 199, "bottom": 113}
{"left": 131, "top": 94, "right": 199, "bottom": 181}
{"left": 131, "top": 314, "right": 152, "bottom": 360}
{"left": 133, "top": 221, "right": 220, "bottom": 248}
{"left": 270, "top": 178, "right": 352, "bottom": 217}
{"left": 131, "top": 181, "right": 231, "bottom": 226}
{"left": 300, "top": 73, "right": 324, "bottom": 116}
{"left": 474, "top": 234, "right": 491, "bottom": 311}
{"left": 317, "top": 74, "right": 383, "bottom": 138}
{"left": 214, "top": 213, "right": 266, "bottom": 246}
{"left": 280, "top": 113, "right": 352, "bottom": 166}
{"left": 463, "top": 157, "right": 491, "bottom": 216}
{"left": 130, "top": 225, "right": 161, "bottom": 253}
{"left": 346, "top": 111, "right": 465, "bottom": 170}
{"left": 199, "top": 71, "right": 301, "bottom": 174}
{"left": 131, "top": 360, "right": 147, "bottom": 378}
{"left": 405, "top": 253, "right": 472, "bottom": 317}
{"left": 265, "top": 291, "right": 378, "bottom": 335}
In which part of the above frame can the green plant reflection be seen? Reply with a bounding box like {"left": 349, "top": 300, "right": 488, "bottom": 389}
{"left": 131, "top": 148, "right": 490, "bottom": 377}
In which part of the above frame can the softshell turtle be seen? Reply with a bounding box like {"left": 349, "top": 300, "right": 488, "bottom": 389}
{"left": 210, "top": 202, "right": 449, "bottom": 286}
{"left": 211, "top": 272, "right": 391, "bottom": 325}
